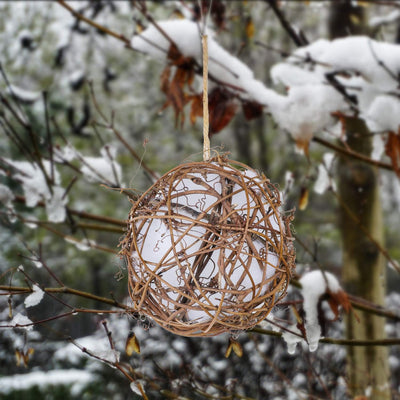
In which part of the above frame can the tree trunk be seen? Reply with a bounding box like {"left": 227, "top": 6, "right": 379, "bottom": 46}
{"left": 337, "top": 118, "right": 390, "bottom": 399}
{"left": 329, "top": 2, "right": 391, "bottom": 398}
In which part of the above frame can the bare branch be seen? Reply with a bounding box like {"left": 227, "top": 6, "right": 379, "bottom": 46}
{"left": 312, "top": 136, "right": 394, "bottom": 172}
{"left": 264, "top": 0, "right": 308, "bottom": 47}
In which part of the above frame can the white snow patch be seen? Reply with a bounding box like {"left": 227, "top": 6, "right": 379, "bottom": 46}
{"left": 24, "top": 284, "right": 45, "bottom": 308}
{"left": 93, "top": 349, "right": 120, "bottom": 364}
{"left": 365, "top": 95, "right": 400, "bottom": 133}
{"left": 314, "top": 153, "right": 335, "bottom": 195}
{"left": 5, "top": 159, "right": 67, "bottom": 222}
{"left": 32, "top": 260, "right": 43, "bottom": 269}
{"left": 0, "top": 183, "right": 15, "bottom": 207}
{"left": 53, "top": 144, "right": 79, "bottom": 163}
{"left": 270, "top": 36, "right": 400, "bottom": 142}
{"left": 282, "top": 325, "right": 303, "bottom": 355}
{"left": 130, "top": 380, "right": 146, "bottom": 396}
{"left": 65, "top": 237, "right": 97, "bottom": 251}
{"left": 0, "top": 370, "right": 94, "bottom": 395}
{"left": 300, "top": 270, "right": 341, "bottom": 352}
{"left": 54, "top": 334, "right": 120, "bottom": 366}
{"left": 45, "top": 186, "right": 67, "bottom": 223}
{"left": 369, "top": 10, "right": 400, "bottom": 27}
{"left": 69, "top": 69, "right": 85, "bottom": 86}
{"left": 9, "top": 313, "right": 33, "bottom": 331}
{"left": 81, "top": 144, "right": 122, "bottom": 185}
{"left": 6, "top": 84, "right": 41, "bottom": 103}
{"left": 371, "top": 134, "right": 385, "bottom": 161}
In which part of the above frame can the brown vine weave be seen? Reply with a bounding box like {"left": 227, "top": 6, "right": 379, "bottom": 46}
{"left": 120, "top": 158, "right": 295, "bottom": 336}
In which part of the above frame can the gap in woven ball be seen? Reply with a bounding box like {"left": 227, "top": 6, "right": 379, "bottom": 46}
{"left": 120, "top": 157, "right": 295, "bottom": 337}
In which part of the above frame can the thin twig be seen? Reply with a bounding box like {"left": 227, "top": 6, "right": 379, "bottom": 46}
{"left": 2, "top": 282, "right": 399, "bottom": 347}
{"left": 312, "top": 136, "right": 394, "bottom": 172}
{"left": 0, "top": 285, "right": 129, "bottom": 310}
{"left": 13, "top": 195, "right": 126, "bottom": 226}
{"left": 57, "top": 0, "right": 131, "bottom": 45}
{"left": 264, "top": 0, "right": 308, "bottom": 47}
{"left": 250, "top": 327, "right": 400, "bottom": 346}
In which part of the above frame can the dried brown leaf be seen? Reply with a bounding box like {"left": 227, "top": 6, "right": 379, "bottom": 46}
{"left": 225, "top": 338, "right": 243, "bottom": 358}
{"left": 242, "top": 100, "right": 263, "bottom": 120}
{"left": 245, "top": 17, "right": 255, "bottom": 39}
{"left": 208, "top": 87, "right": 238, "bottom": 135}
{"left": 298, "top": 186, "right": 309, "bottom": 211}
{"left": 327, "top": 289, "right": 352, "bottom": 321}
{"left": 385, "top": 131, "right": 400, "bottom": 178}
{"left": 295, "top": 138, "right": 310, "bottom": 158}
{"left": 125, "top": 331, "right": 140, "bottom": 356}
{"left": 189, "top": 93, "right": 203, "bottom": 125}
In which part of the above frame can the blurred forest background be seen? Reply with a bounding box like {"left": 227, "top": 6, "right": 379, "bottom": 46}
{"left": 0, "top": 1, "right": 400, "bottom": 399}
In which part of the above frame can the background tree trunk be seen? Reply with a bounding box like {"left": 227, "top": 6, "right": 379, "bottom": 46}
{"left": 337, "top": 118, "right": 390, "bottom": 399}
{"left": 329, "top": 2, "right": 391, "bottom": 398}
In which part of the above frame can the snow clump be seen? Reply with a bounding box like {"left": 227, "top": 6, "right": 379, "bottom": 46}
{"left": 300, "top": 270, "right": 341, "bottom": 352}
{"left": 5, "top": 159, "right": 67, "bottom": 222}
{"left": 133, "top": 21, "right": 400, "bottom": 153}
{"left": 24, "top": 284, "right": 45, "bottom": 308}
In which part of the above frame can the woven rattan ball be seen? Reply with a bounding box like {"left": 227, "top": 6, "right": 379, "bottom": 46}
{"left": 121, "top": 158, "right": 295, "bottom": 336}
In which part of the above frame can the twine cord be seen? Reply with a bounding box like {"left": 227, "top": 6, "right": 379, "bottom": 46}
{"left": 202, "top": 34, "right": 210, "bottom": 162}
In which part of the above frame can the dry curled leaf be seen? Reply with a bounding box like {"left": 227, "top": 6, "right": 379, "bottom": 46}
{"left": 298, "top": 186, "right": 309, "bottom": 211}
{"left": 242, "top": 100, "right": 263, "bottom": 120}
{"left": 189, "top": 93, "right": 203, "bottom": 125}
{"left": 159, "top": 46, "right": 197, "bottom": 128}
{"left": 208, "top": 87, "right": 238, "bottom": 135}
{"left": 225, "top": 338, "right": 243, "bottom": 358}
{"left": 125, "top": 331, "right": 140, "bottom": 356}
{"left": 327, "top": 288, "right": 352, "bottom": 321}
{"left": 385, "top": 131, "right": 400, "bottom": 178}
{"left": 295, "top": 138, "right": 310, "bottom": 158}
{"left": 15, "top": 347, "right": 34, "bottom": 367}
{"left": 245, "top": 16, "right": 255, "bottom": 39}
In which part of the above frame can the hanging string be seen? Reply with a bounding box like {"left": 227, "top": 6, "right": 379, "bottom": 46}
{"left": 198, "top": 0, "right": 213, "bottom": 162}
{"left": 202, "top": 34, "right": 210, "bottom": 161}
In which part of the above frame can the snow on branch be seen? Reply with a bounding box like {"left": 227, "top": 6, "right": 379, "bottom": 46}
{"left": 299, "top": 270, "right": 343, "bottom": 352}
{"left": 3, "top": 159, "right": 67, "bottom": 223}
{"left": 132, "top": 19, "right": 400, "bottom": 156}
{"left": 272, "top": 36, "right": 400, "bottom": 136}
{"left": 280, "top": 270, "right": 350, "bottom": 354}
